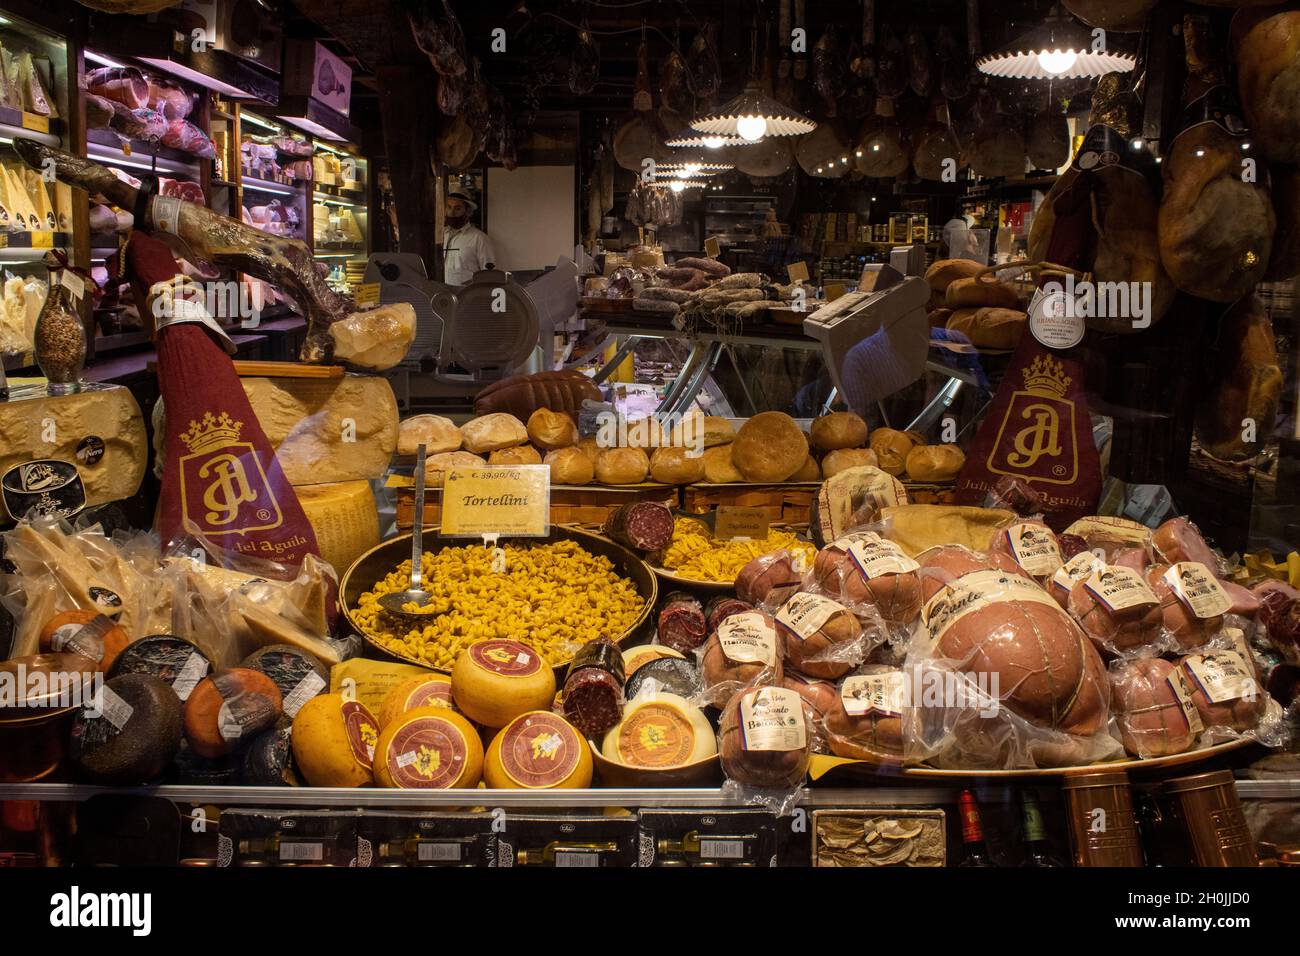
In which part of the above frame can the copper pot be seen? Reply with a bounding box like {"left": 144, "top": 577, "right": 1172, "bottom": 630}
{"left": 1163, "top": 770, "right": 1258, "bottom": 867}
{"left": 1061, "top": 770, "right": 1145, "bottom": 866}
{"left": 0, "top": 654, "right": 98, "bottom": 783}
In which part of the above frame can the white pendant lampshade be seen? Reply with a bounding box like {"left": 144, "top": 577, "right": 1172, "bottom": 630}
{"left": 977, "top": 7, "right": 1135, "bottom": 80}
{"left": 688, "top": 81, "right": 817, "bottom": 141}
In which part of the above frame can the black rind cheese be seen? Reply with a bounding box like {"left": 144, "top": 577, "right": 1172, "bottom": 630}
{"left": 240, "top": 717, "right": 300, "bottom": 786}
{"left": 625, "top": 657, "right": 704, "bottom": 702}
{"left": 70, "top": 673, "right": 183, "bottom": 784}
{"left": 240, "top": 644, "right": 328, "bottom": 716}
{"left": 108, "top": 635, "right": 210, "bottom": 700}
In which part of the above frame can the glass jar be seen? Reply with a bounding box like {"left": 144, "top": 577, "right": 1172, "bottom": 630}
{"left": 33, "top": 273, "right": 85, "bottom": 394}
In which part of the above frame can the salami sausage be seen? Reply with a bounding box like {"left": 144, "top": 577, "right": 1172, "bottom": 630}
{"left": 706, "top": 595, "right": 754, "bottom": 631}
{"left": 656, "top": 591, "right": 708, "bottom": 653}
{"left": 638, "top": 287, "right": 692, "bottom": 303}
{"left": 632, "top": 297, "right": 680, "bottom": 315}
{"left": 604, "top": 501, "right": 675, "bottom": 553}
{"left": 674, "top": 256, "right": 731, "bottom": 277}
{"left": 562, "top": 639, "right": 625, "bottom": 737}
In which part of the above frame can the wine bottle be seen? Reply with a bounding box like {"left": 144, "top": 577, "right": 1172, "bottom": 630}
{"left": 1020, "top": 790, "right": 1063, "bottom": 867}
{"left": 956, "top": 790, "right": 995, "bottom": 867}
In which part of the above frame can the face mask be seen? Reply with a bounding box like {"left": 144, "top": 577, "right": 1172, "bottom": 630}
{"left": 446, "top": 213, "right": 468, "bottom": 229}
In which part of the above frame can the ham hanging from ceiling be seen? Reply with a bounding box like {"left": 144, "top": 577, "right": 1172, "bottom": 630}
{"left": 407, "top": 0, "right": 468, "bottom": 77}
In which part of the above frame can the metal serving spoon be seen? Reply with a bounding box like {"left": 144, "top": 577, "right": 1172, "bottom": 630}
{"left": 379, "top": 443, "right": 436, "bottom": 619}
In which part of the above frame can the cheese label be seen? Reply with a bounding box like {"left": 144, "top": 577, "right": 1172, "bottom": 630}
{"left": 846, "top": 533, "right": 919, "bottom": 579}
{"left": 777, "top": 592, "right": 845, "bottom": 642}
{"left": 714, "top": 506, "right": 770, "bottom": 541}
{"left": 50, "top": 615, "right": 114, "bottom": 662}
{"left": 841, "top": 672, "right": 906, "bottom": 718}
{"left": 498, "top": 712, "right": 583, "bottom": 788}
{"left": 1166, "top": 666, "right": 1205, "bottom": 735}
{"left": 385, "top": 715, "right": 468, "bottom": 788}
{"left": 342, "top": 700, "right": 378, "bottom": 767}
{"left": 353, "top": 282, "right": 381, "bottom": 308}
{"left": 738, "top": 687, "right": 806, "bottom": 753}
{"left": 615, "top": 702, "right": 698, "bottom": 768}
{"left": 623, "top": 646, "right": 682, "bottom": 676}
{"left": 282, "top": 670, "right": 327, "bottom": 718}
{"left": 2, "top": 458, "right": 87, "bottom": 522}
{"left": 1183, "top": 652, "right": 1257, "bottom": 705}
{"left": 1084, "top": 566, "right": 1158, "bottom": 612}
{"left": 213, "top": 673, "right": 277, "bottom": 743}
{"left": 1052, "top": 550, "right": 1105, "bottom": 595}
{"left": 717, "top": 612, "right": 778, "bottom": 664}
{"left": 922, "top": 569, "right": 1061, "bottom": 642}
{"left": 1164, "top": 563, "right": 1233, "bottom": 619}
{"left": 98, "top": 685, "right": 135, "bottom": 732}
{"left": 403, "top": 676, "right": 454, "bottom": 711}
{"left": 441, "top": 465, "right": 550, "bottom": 538}
{"left": 172, "top": 652, "right": 209, "bottom": 702}
{"left": 1003, "top": 523, "right": 1063, "bottom": 577}
{"left": 470, "top": 640, "right": 543, "bottom": 678}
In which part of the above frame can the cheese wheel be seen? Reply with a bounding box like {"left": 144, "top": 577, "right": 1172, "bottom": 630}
{"left": 378, "top": 672, "right": 456, "bottom": 728}
{"left": 373, "top": 706, "right": 484, "bottom": 788}
{"left": 484, "top": 710, "right": 593, "bottom": 789}
{"left": 622, "top": 644, "right": 685, "bottom": 677}
{"left": 39, "top": 609, "right": 130, "bottom": 672}
{"left": 183, "top": 668, "right": 284, "bottom": 759}
{"left": 295, "top": 480, "right": 380, "bottom": 574}
{"left": 600, "top": 692, "right": 717, "bottom": 768}
{"left": 290, "top": 693, "right": 379, "bottom": 787}
{"left": 69, "top": 673, "right": 183, "bottom": 785}
{"left": 451, "top": 639, "right": 557, "bottom": 728}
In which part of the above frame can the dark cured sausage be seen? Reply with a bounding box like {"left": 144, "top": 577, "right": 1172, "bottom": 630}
{"left": 604, "top": 502, "right": 675, "bottom": 553}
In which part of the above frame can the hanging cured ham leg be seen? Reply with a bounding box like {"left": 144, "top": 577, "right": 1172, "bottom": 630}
{"left": 11, "top": 138, "right": 413, "bottom": 368}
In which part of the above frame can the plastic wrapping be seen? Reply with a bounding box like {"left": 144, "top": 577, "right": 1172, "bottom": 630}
{"left": 718, "top": 685, "right": 811, "bottom": 815}
{"left": 775, "top": 589, "right": 882, "bottom": 680}
{"left": 1178, "top": 629, "right": 1290, "bottom": 749}
{"left": 812, "top": 531, "right": 923, "bottom": 641}
{"left": 1108, "top": 657, "right": 1200, "bottom": 758}
{"left": 1151, "top": 515, "right": 1222, "bottom": 574}
{"left": 1067, "top": 564, "right": 1168, "bottom": 657}
{"left": 824, "top": 665, "right": 907, "bottom": 765}
{"left": 1061, "top": 515, "right": 1154, "bottom": 562}
{"left": 781, "top": 672, "right": 838, "bottom": 754}
{"left": 1145, "top": 562, "right": 1230, "bottom": 652}
{"left": 987, "top": 520, "right": 1065, "bottom": 586}
{"left": 697, "top": 610, "right": 783, "bottom": 707}
{"left": 734, "top": 550, "right": 805, "bottom": 607}
{"left": 655, "top": 591, "right": 707, "bottom": 653}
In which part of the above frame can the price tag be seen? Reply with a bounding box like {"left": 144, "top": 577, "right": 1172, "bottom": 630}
{"left": 824, "top": 282, "right": 846, "bottom": 302}
{"left": 30, "top": 231, "right": 54, "bottom": 249}
{"left": 59, "top": 269, "right": 86, "bottom": 302}
{"left": 440, "top": 465, "right": 551, "bottom": 538}
{"left": 714, "top": 506, "right": 770, "bottom": 541}
{"left": 353, "top": 282, "right": 381, "bottom": 308}
{"left": 21, "top": 112, "right": 49, "bottom": 135}
{"left": 122, "top": 142, "right": 132, "bottom": 157}
{"left": 786, "top": 261, "right": 810, "bottom": 283}
{"left": 704, "top": 236, "right": 721, "bottom": 258}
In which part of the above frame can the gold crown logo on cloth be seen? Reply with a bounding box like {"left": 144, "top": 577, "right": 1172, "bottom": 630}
{"left": 1022, "top": 355, "right": 1071, "bottom": 398}
{"left": 180, "top": 411, "right": 244, "bottom": 453}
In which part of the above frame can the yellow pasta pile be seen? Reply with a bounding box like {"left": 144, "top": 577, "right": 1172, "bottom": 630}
{"left": 353, "top": 540, "right": 645, "bottom": 669}
{"left": 658, "top": 517, "right": 816, "bottom": 583}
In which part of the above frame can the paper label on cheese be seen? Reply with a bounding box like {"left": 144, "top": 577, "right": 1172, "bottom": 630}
{"left": 1184, "top": 652, "right": 1258, "bottom": 705}
{"left": 385, "top": 715, "right": 467, "bottom": 788}
{"left": 1003, "top": 523, "right": 1063, "bottom": 577}
{"left": 341, "top": 700, "right": 378, "bottom": 767}
{"left": 841, "top": 672, "right": 906, "bottom": 718}
{"left": 738, "top": 687, "right": 806, "bottom": 752}
{"left": 616, "top": 702, "right": 698, "bottom": 768}
{"left": 50, "top": 615, "right": 113, "bottom": 662}
{"left": 98, "top": 685, "right": 134, "bottom": 732}
{"left": 717, "top": 612, "right": 778, "bottom": 664}
{"left": 499, "top": 712, "right": 582, "bottom": 788}
{"left": 470, "top": 640, "right": 542, "bottom": 678}
{"left": 172, "top": 652, "right": 209, "bottom": 702}
{"left": 403, "top": 677, "right": 454, "bottom": 710}
{"left": 846, "top": 533, "right": 919, "bottom": 579}
{"left": 213, "top": 673, "right": 277, "bottom": 743}
{"left": 1052, "top": 551, "right": 1105, "bottom": 595}
{"left": 776, "top": 592, "right": 845, "bottom": 642}
{"left": 1166, "top": 667, "right": 1205, "bottom": 734}
{"left": 1084, "top": 566, "right": 1158, "bottom": 612}
{"left": 922, "top": 569, "right": 1062, "bottom": 642}
{"left": 282, "top": 670, "right": 327, "bottom": 718}
{"left": 1164, "top": 563, "right": 1233, "bottom": 619}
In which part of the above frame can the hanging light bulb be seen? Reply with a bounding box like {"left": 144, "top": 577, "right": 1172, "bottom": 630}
{"left": 703, "top": 136, "right": 727, "bottom": 149}
{"left": 1036, "top": 48, "right": 1078, "bottom": 75}
{"left": 669, "top": 180, "right": 686, "bottom": 193}
{"left": 736, "top": 115, "right": 768, "bottom": 142}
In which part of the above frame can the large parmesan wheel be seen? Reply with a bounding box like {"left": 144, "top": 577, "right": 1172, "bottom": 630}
{"left": 291, "top": 693, "right": 379, "bottom": 787}
{"left": 484, "top": 711, "right": 593, "bottom": 789}
{"left": 451, "top": 639, "right": 557, "bottom": 728}
{"left": 373, "top": 706, "right": 484, "bottom": 789}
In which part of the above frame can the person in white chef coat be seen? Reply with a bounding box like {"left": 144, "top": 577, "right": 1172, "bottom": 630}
{"left": 442, "top": 190, "right": 497, "bottom": 286}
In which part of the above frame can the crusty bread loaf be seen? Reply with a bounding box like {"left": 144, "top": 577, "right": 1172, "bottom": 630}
{"left": 792, "top": 456, "right": 821, "bottom": 482}
{"left": 650, "top": 446, "right": 706, "bottom": 484}
{"left": 544, "top": 447, "right": 594, "bottom": 485}
{"left": 869, "top": 428, "right": 917, "bottom": 476}
{"left": 424, "top": 451, "right": 486, "bottom": 486}
{"left": 944, "top": 275, "right": 1021, "bottom": 310}
{"left": 595, "top": 446, "right": 650, "bottom": 484}
{"left": 821, "top": 447, "right": 878, "bottom": 478}
{"left": 488, "top": 444, "right": 542, "bottom": 465}
{"left": 702, "top": 444, "right": 745, "bottom": 483}
{"left": 925, "top": 258, "right": 985, "bottom": 294}
{"left": 906, "top": 444, "right": 965, "bottom": 481}
{"left": 731, "top": 412, "right": 808, "bottom": 482}
{"left": 474, "top": 370, "right": 602, "bottom": 421}
{"left": 397, "top": 414, "right": 461, "bottom": 456}
{"left": 526, "top": 408, "right": 578, "bottom": 450}
{"left": 461, "top": 413, "right": 528, "bottom": 453}
{"left": 810, "top": 412, "right": 869, "bottom": 452}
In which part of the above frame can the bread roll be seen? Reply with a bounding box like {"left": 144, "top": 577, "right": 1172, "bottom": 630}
{"left": 425, "top": 451, "right": 486, "bottom": 486}
{"left": 650, "top": 446, "right": 706, "bottom": 484}
{"left": 944, "top": 275, "right": 1021, "bottom": 310}
{"left": 947, "top": 307, "right": 1027, "bottom": 350}
{"left": 488, "top": 444, "right": 542, "bottom": 465}
{"left": 731, "top": 412, "right": 808, "bottom": 482}
{"left": 905, "top": 444, "right": 964, "bottom": 481}
{"left": 398, "top": 414, "right": 461, "bottom": 455}
{"left": 702, "top": 444, "right": 745, "bottom": 483}
{"left": 461, "top": 413, "right": 528, "bottom": 453}
{"left": 810, "top": 412, "right": 870, "bottom": 451}
{"left": 702, "top": 416, "right": 737, "bottom": 447}
{"left": 577, "top": 436, "right": 601, "bottom": 464}
{"left": 928, "top": 308, "right": 953, "bottom": 328}
{"left": 925, "top": 258, "right": 984, "bottom": 294}
{"left": 668, "top": 413, "right": 735, "bottom": 450}
{"left": 792, "top": 456, "right": 821, "bottom": 482}
{"left": 544, "top": 447, "right": 594, "bottom": 485}
{"left": 869, "top": 428, "right": 917, "bottom": 476}
{"left": 622, "top": 417, "right": 668, "bottom": 449}
{"left": 595, "top": 446, "right": 650, "bottom": 484}
{"left": 821, "top": 447, "right": 878, "bottom": 478}
{"left": 526, "top": 408, "right": 578, "bottom": 450}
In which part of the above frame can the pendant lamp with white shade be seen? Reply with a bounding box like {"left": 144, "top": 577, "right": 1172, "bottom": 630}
{"left": 976, "top": 6, "right": 1136, "bottom": 80}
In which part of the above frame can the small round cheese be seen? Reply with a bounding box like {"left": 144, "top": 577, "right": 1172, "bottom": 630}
{"left": 373, "top": 706, "right": 484, "bottom": 789}
{"left": 379, "top": 672, "right": 456, "bottom": 728}
{"left": 600, "top": 692, "right": 716, "bottom": 769}
{"left": 451, "top": 640, "right": 556, "bottom": 728}
{"left": 291, "top": 693, "right": 379, "bottom": 788}
{"left": 484, "top": 711, "right": 592, "bottom": 789}
{"left": 621, "top": 645, "right": 685, "bottom": 678}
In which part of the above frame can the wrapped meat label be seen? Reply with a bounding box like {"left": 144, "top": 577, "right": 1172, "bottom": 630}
{"left": 1164, "top": 563, "right": 1233, "bottom": 619}
{"left": 1003, "top": 523, "right": 1063, "bottom": 577}
{"left": 717, "top": 612, "right": 778, "bottom": 665}
{"left": 922, "top": 569, "right": 1061, "bottom": 642}
{"left": 1084, "top": 567, "right": 1158, "bottom": 612}
{"left": 847, "top": 533, "right": 920, "bottom": 579}
{"left": 841, "top": 672, "right": 906, "bottom": 718}
{"left": 1184, "top": 652, "right": 1257, "bottom": 705}
{"left": 738, "top": 687, "right": 807, "bottom": 752}
{"left": 1052, "top": 551, "right": 1105, "bottom": 593}
{"left": 1166, "top": 667, "right": 1205, "bottom": 734}
{"left": 777, "top": 593, "right": 845, "bottom": 641}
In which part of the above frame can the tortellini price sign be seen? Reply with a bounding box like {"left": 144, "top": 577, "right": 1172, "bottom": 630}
{"left": 440, "top": 465, "right": 551, "bottom": 538}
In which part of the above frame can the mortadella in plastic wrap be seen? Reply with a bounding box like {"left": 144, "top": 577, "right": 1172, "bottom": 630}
{"left": 824, "top": 665, "right": 908, "bottom": 765}
{"left": 812, "top": 530, "right": 923, "bottom": 647}
{"left": 1067, "top": 563, "right": 1169, "bottom": 657}
{"left": 774, "top": 588, "right": 882, "bottom": 680}
{"left": 1176, "top": 628, "right": 1290, "bottom": 749}
{"left": 718, "top": 684, "right": 812, "bottom": 815}
{"left": 696, "top": 610, "right": 783, "bottom": 707}
{"left": 734, "top": 549, "right": 807, "bottom": 608}
{"left": 1108, "top": 656, "right": 1201, "bottom": 758}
